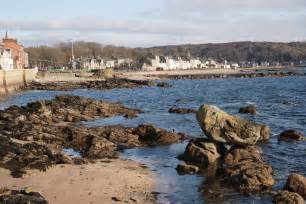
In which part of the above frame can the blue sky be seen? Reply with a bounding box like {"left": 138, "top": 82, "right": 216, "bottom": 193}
{"left": 1, "top": 0, "right": 306, "bottom": 47}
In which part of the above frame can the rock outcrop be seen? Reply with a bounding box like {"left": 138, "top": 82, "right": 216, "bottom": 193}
{"left": 0, "top": 136, "right": 69, "bottom": 178}
{"left": 133, "top": 124, "right": 186, "bottom": 146}
{"left": 0, "top": 96, "right": 186, "bottom": 177}
{"left": 176, "top": 164, "right": 199, "bottom": 175}
{"left": 0, "top": 189, "right": 48, "bottom": 204}
{"left": 178, "top": 139, "right": 223, "bottom": 168}
{"left": 178, "top": 104, "right": 274, "bottom": 195}
{"left": 197, "top": 104, "right": 270, "bottom": 145}
{"left": 27, "top": 78, "right": 165, "bottom": 91}
{"left": 273, "top": 190, "right": 304, "bottom": 204}
{"left": 279, "top": 130, "right": 306, "bottom": 142}
{"left": 156, "top": 82, "right": 172, "bottom": 88}
{"left": 239, "top": 105, "right": 257, "bottom": 115}
{"left": 284, "top": 173, "right": 306, "bottom": 199}
{"left": 0, "top": 95, "right": 141, "bottom": 128}
{"left": 168, "top": 107, "right": 197, "bottom": 114}
{"left": 222, "top": 146, "right": 274, "bottom": 193}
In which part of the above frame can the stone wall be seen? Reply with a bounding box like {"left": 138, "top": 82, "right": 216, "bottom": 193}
{"left": 0, "top": 69, "right": 37, "bottom": 96}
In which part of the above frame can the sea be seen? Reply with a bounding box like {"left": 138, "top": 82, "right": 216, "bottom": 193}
{"left": 1, "top": 67, "right": 306, "bottom": 204}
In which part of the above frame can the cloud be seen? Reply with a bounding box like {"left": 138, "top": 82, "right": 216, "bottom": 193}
{"left": 0, "top": 0, "right": 305, "bottom": 47}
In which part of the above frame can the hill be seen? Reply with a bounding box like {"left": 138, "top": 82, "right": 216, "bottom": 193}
{"left": 139, "top": 41, "right": 306, "bottom": 63}
{"left": 26, "top": 41, "right": 306, "bottom": 67}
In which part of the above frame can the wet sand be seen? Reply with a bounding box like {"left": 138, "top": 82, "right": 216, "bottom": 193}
{"left": 0, "top": 159, "right": 155, "bottom": 204}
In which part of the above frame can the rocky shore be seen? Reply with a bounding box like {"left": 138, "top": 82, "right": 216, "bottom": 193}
{"left": 26, "top": 78, "right": 169, "bottom": 91}
{"left": 150, "top": 70, "right": 306, "bottom": 80}
{"left": 1, "top": 87, "right": 305, "bottom": 203}
{"left": 0, "top": 95, "right": 187, "bottom": 203}
{"left": 176, "top": 104, "right": 306, "bottom": 203}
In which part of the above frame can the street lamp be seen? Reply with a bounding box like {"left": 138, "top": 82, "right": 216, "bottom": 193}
{"left": 67, "top": 39, "right": 75, "bottom": 69}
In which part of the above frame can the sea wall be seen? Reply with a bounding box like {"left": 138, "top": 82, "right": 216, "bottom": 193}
{"left": 36, "top": 71, "right": 93, "bottom": 82}
{"left": 0, "top": 69, "right": 38, "bottom": 96}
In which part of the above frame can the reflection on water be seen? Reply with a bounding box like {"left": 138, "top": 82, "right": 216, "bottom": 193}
{"left": 1, "top": 74, "right": 306, "bottom": 203}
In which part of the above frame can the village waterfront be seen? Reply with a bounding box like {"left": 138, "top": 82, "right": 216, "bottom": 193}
{"left": 0, "top": 69, "right": 306, "bottom": 203}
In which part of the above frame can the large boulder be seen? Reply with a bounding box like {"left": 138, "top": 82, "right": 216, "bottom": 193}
{"left": 284, "top": 173, "right": 306, "bottom": 199}
{"left": 178, "top": 138, "right": 223, "bottom": 168}
{"left": 223, "top": 146, "right": 274, "bottom": 193}
{"left": 274, "top": 190, "right": 304, "bottom": 204}
{"left": 197, "top": 105, "right": 270, "bottom": 145}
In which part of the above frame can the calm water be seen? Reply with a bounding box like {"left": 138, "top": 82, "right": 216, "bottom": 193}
{"left": 1, "top": 74, "right": 306, "bottom": 204}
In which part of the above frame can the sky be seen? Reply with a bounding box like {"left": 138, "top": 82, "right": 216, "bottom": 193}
{"left": 0, "top": 0, "right": 306, "bottom": 47}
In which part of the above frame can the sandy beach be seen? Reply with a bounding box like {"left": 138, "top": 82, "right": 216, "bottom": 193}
{"left": 0, "top": 159, "right": 155, "bottom": 204}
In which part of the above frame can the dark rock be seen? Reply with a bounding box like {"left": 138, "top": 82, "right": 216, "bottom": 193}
{"left": 0, "top": 96, "right": 187, "bottom": 177}
{"left": 178, "top": 138, "right": 222, "bottom": 168}
{"left": 111, "top": 196, "right": 122, "bottom": 202}
{"left": 156, "top": 82, "right": 171, "bottom": 88}
{"left": 239, "top": 105, "right": 257, "bottom": 115}
{"left": 279, "top": 130, "right": 305, "bottom": 142}
{"left": 284, "top": 173, "right": 306, "bottom": 199}
{"left": 0, "top": 189, "right": 48, "bottom": 204}
{"left": 197, "top": 104, "right": 270, "bottom": 145}
{"left": 273, "top": 190, "right": 304, "bottom": 204}
{"left": 62, "top": 126, "right": 118, "bottom": 159}
{"left": 168, "top": 107, "right": 197, "bottom": 114}
{"left": 176, "top": 163, "right": 199, "bottom": 175}
{"left": 0, "top": 136, "right": 68, "bottom": 178}
{"left": 222, "top": 146, "right": 274, "bottom": 193}
{"left": 282, "top": 101, "right": 291, "bottom": 105}
{"left": 133, "top": 124, "right": 186, "bottom": 146}
{"left": 27, "top": 78, "right": 157, "bottom": 91}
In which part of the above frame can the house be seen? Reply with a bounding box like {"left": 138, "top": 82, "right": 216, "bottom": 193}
{"left": 81, "top": 58, "right": 105, "bottom": 70}
{"left": 141, "top": 55, "right": 241, "bottom": 71}
{"left": 190, "top": 58, "right": 203, "bottom": 69}
{"left": 105, "top": 60, "right": 116, "bottom": 68}
{"left": 0, "top": 44, "right": 14, "bottom": 70}
{"left": 1, "top": 32, "right": 29, "bottom": 69}
{"left": 204, "top": 59, "right": 218, "bottom": 68}
{"left": 231, "top": 63, "right": 240, "bottom": 69}
{"left": 219, "top": 60, "right": 231, "bottom": 69}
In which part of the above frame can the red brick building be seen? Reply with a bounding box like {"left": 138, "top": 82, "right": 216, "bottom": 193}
{"left": 1, "top": 32, "right": 29, "bottom": 69}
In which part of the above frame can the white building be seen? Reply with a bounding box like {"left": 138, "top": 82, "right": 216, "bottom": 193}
{"left": 82, "top": 58, "right": 105, "bottom": 70}
{"left": 105, "top": 60, "right": 115, "bottom": 68}
{"left": 190, "top": 59, "right": 203, "bottom": 69}
{"left": 204, "top": 59, "right": 218, "bottom": 68}
{"left": 117, "top": 58, "right": 133, "bottom": 65}
{"left": 141, "top": 56, "right": 240, "bottom": 71}
{"left": 142, "top": 56, "right": 206, "bottom": 71}
{"left": 0, "top": 47, "right": 14, "bottom": 70}
{"left": 231, "top": 63, "right": 240, "bottom": 69}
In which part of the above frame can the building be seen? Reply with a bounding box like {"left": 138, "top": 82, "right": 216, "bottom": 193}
{"left": 0, "top": 32, "right": 29, "bottom": 70}
{"left": 79, "top": 57, "right": 133, "bottom": 70}
{"left": 0, "top": 43, "right": 14, "bottom": 70}
{"left": 141, "top": 55, "right": 241, "bottom": 71}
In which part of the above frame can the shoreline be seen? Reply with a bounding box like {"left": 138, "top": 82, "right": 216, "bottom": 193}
{"left": 118, "top": 66, "right": 305, "bottom": 80}
{"left": 0, "top": 159, "right": 155, "bottom": 204}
